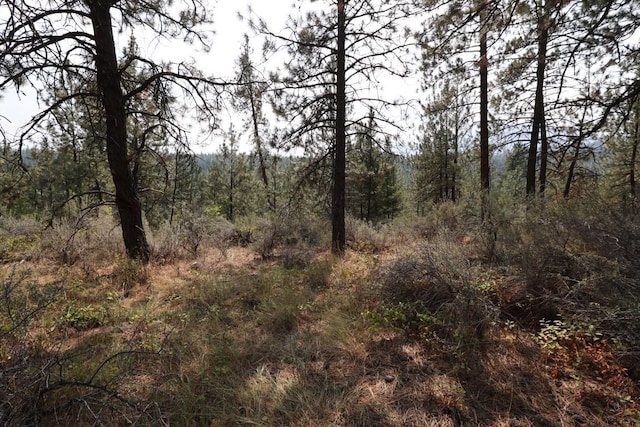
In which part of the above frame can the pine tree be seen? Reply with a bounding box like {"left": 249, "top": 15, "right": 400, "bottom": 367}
{"left": 207, "top": 129, "right": 262, "bottom": 222}
{"left": 418, "top": 0, "right": 504, "bottom": 216}
{"left": 0, "top": 145, "right": 36, "bottom": 217}
{"left": 26, "top": 78, "right": 110, "bottom": 221}
{"left": 232, "top": 35, "right": 274, "bottom": 211}
{"left": 601, "top": 98, "right": 640, "bottom": 211}
{"left": 256, "top": 0, "right": 415, "bottom": 252}
{"left": 415, "top": 75, "right": 471, "bottom": 211}
{"left": 347, "top": 109, "right": 401, "bottom": 223}
{"left": 1, "top": 0, "right": 222, "bottom": 262}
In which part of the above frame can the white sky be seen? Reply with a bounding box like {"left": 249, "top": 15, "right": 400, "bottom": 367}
{"left": 136, "top": 0, "right": 295, "bottom": 78}
{"left": 0, "top": 0, "right": 422, "bottom": 153}
{"left": 0, "top": 0, "right": 295, "bottom": 150}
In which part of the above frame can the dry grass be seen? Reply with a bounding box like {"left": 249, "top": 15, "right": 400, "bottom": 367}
{"left": 1, "top": 211, "right": 639, "bottom": 426}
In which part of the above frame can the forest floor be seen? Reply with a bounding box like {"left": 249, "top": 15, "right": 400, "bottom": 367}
{"left": 2, "top": 211, "right": 640, "bottom": 425}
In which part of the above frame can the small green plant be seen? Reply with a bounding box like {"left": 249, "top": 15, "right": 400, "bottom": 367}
{"left": 363, "top": 303, "right": 408, "bottom": 333}
{"left": 111, "top": 257, "right": 148, "bottom": 292}
{"left": 363, "top": 302, "right": 444, "bottom": 336}
{"left": 1, "top": 268, "right": 62, "bottom": 336}
{"left": 533, "top": 319, "right": 603, "bottom": 351}
{"left": 534, "top": 319, "right": 573, "bottom": 351}
{"left": 473, "top": 276, "right": 498, "bottom": 294}
{"left": 1, "top": 234, "right": 39, "bottom": 259}
{"left": 58, "top": 303, "right": 109, "bottom": 330}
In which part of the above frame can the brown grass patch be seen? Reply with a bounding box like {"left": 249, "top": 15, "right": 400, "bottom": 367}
{"left": 2, "top": 213, "right": 640, "bottom": 425}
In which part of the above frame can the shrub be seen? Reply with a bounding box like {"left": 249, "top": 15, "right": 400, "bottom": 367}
{"left": 247, "top": 211, "right": 329, "bottom": 259}
{"left": 36, "top": 215, "right": 123, "bottom": 264}
{"left": 111, "top": 257, "right": 149, "bottom": 295}
{"left": 486, "top": 198, "right": 640, "bottom": 328}
{"left": 39, "top": 219, "right": 88, "bottom": 264}
{"left": 378, "top": 230, "right": 471, "bottom": 305}
{"left": 0, "top": 268, "right": 61, "bottom": 340}
{"left": 424, "top": 200, "right": 468, "bottom": 232}
{"left": 346, "top": 216, "right": 389, "bottom": 253}
{"left": 364, "top": 230, "right": 498, "bottom": 348}
{"left": 0, "top": 267, "right": 166, "bottom": 425}
{"left": 179, "top": 215, "right": 234, "bottom": 257}
{"left": 152, "top": 214, "right": 235, "bottom": 260}
{"left": 0, "top": 269, "right": 59, "bottom": 424}
{"left": 252, "top": 216, "right": 283, "bottom": 259}
{"left": 0, "top": 217, "right": 41, "bottom": 261}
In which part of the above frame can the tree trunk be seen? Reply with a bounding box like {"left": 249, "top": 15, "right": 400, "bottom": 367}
{"left": 526, "top": 123, "right": 540, "bottom": 196}
{"left": 527, "top": 5, "right": 549, "bottom": 198}
{"left": 563, "top": 138, "right": 580, "bottom": 198}
{"left": 452, "top": 109, "right": 459, "bottom": 202}
{"left": 248, "top": 83, "right": 271, "bottom": 209}
{"left": 539, "top": 115, "right": 548, "bottom": 194}
{"left": 169, "top": 148, "right": 180, "bottom": 226}
{"left": 479, "top": 6, "right": 490, "bottom": 217}
{"left": 271, "top": 156, "right": 278, "bottom": 212}
{"left": 229, "top": 158, "right": 235, "bottom": 222}
{"left": 366, "top": 174, "right": 373, "bottom": 223}
{"left": 564, "top": 99, "right": 589, "bottom": 198}
{"left": 88, "top": 0, "right": 150, "bottom": 262}
{"left": 630, "top": 117, "right": 639, "bottom": 200}
{"left": 332, "top": 0, "right": 347, "bottom": 254}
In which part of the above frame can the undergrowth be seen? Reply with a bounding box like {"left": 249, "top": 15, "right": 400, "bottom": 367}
{"left": 1, "top": 198, "right": 640, "bottom": 426}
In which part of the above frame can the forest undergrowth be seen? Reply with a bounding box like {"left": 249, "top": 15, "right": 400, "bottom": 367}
{"left": 1, "top": 198, "right": 640, "bottom": 426}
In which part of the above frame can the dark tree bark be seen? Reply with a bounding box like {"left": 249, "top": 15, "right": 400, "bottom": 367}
{"left": 630, "top": 119, "right": 639, "bottom": 199}
{"left": 479, "top": 6, "right": 490, "bottom": 217}
{"left": 526, "top": 8, "right": 549, "bottom": 198}
{"left": 332, "top": 0, "right": 347, "bottom": 254}
{"left": 564, "top": 100, "right": 590, "bottom": 198}
{"left": 229, "top": 163, "right": 235, "bottom": 222}
{"left": 563, "top": 138, "right": 580, "bottom": 198}
{"left": 452, "top": 108, "right": 459, "bottom": 202}
{"left": 88, "top": 0, "right": 150, "bottom": 262}
{"left": 248, "top": 83, "right": 270, "bottom": 195}
{"left": 539, "top": 115, "right": 549, "bottom": 194}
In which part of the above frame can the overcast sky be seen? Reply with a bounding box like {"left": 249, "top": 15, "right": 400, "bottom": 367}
{"left": 149, "top": 0, "right": 294, "bottom": 77}
{"left": 1, "top": 0, "right": 420, "bottom": 152}
{"left": 0, "top": 1, "right": 294, "bottom": 148}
